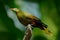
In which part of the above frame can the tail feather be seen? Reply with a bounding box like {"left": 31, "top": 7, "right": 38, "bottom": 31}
{"left": 43, "top": 27, "right": 52, "bottom": 35}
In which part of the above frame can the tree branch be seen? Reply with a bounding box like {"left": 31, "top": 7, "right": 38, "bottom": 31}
{"left": 23, "top": 24, "right": 32, "bottom": 40}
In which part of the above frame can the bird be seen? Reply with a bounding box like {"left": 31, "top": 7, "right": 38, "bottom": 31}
{"left": 11, "top": 8, "right": 51, "bottom": 35}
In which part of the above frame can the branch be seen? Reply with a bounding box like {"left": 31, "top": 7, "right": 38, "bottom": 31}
{"left": 23, "top": 24, "right": 32, "bottom": 40}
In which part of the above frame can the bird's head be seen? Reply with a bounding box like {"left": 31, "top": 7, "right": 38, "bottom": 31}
{"left": 10, "top": 8, "right": 20, "bottom": 12}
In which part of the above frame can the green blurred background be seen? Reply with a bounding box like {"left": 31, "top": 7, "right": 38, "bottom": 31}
{"left": 0, "top": 0, "right": 60, "bottom": 40}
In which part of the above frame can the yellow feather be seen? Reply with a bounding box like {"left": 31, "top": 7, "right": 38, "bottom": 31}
{"left": 43, "top": 27, "right": 52, "bottom": 35}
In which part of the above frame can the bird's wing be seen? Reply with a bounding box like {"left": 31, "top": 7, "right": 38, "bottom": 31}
{"left": 23, "top": 12, "right": 48, "bottom": 30}
{"left": 23, "top": 12, "right": 39, "bottom": 20}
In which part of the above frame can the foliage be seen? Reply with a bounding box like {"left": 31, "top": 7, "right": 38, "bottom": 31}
{"left": 0, "top": 0, "right": 60, "bottom": 40}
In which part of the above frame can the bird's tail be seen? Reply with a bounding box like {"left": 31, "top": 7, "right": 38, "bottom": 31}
{"left": 43, "top": 27, "right": 52, "bottom": 35}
